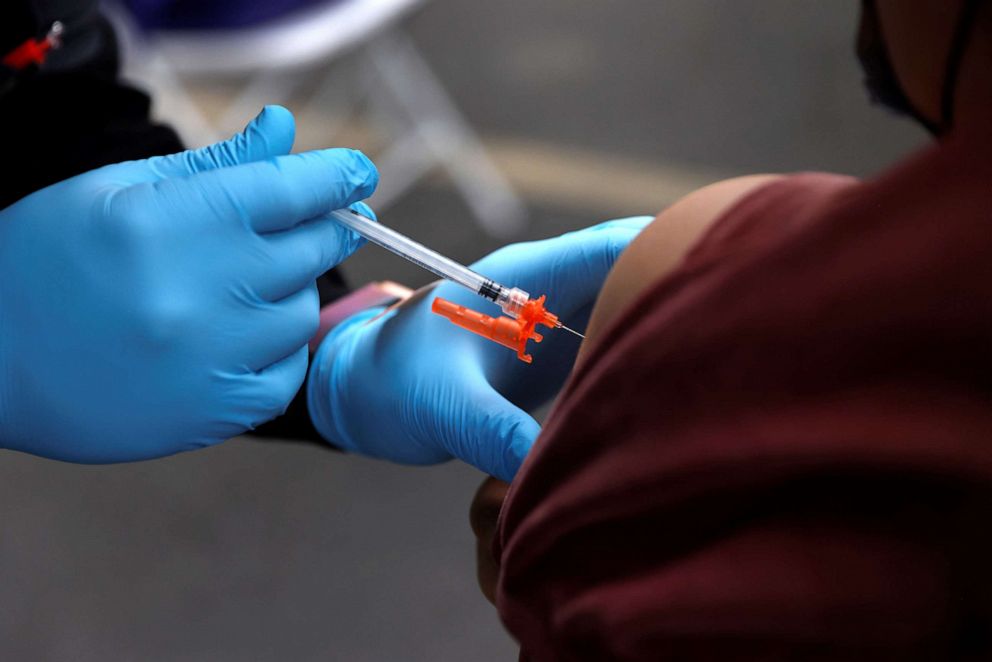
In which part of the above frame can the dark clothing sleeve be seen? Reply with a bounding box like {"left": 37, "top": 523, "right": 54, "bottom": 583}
{"left": 496, "top": 129, "right": 992, "bottom": 660}
{"left": 2, "top": 0, "right": 346, "bottom": 445}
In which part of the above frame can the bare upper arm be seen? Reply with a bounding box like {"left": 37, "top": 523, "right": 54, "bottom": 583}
{"left": 576, "top": 175, "right": 783, "bottom": 367}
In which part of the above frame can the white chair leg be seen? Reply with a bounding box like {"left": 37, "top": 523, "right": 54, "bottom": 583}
{"left": 216, "top": 68, "right": 308, "bottom": 135}
{"left": 105, "top": 6, "right": 217, "bottom": 146}
{"left": 300, "top": 59, "right": 367, "bottom": 145}
{"left": 367, "top": 129, "right": 441, "bottom": 210}
{"left": 364, "top": 29, "right": 527, "bottom": 238}
{"left": 140, "top": 52, "right": 223, "bottom": 147}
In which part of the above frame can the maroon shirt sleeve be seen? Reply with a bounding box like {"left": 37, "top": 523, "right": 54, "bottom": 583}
{"left": 495, "top": 130, "right": 992, "bottom": 661}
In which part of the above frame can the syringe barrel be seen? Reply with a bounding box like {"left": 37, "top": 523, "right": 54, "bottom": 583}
{"left": 330, "top": 209, "right": 487, "bottom": 294}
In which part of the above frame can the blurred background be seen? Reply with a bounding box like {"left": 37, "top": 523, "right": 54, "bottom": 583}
{"left": 1, "top": 1, "right": 925, "bottom": 660}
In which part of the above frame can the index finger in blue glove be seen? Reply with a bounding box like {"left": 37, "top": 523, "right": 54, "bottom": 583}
{"left": 256, "top": 202, "right": 375, "bottom": 302}
{"left": 189, "top": 148, "right": 378, "bottom": 235}
{"left": 477, "top": 216, "right": 653, "bottom": 314}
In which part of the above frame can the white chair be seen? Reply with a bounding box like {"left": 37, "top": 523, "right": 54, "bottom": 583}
{"left": 108, "top": 0, "right": 526, "bottom": 237}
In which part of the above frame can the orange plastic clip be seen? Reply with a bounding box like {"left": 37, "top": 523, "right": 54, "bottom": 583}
{"left": 431, "top": 295, "right": 559, "bottom": 363}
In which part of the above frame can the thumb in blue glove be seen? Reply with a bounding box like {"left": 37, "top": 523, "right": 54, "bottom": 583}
{"left": 308, "top": 217, "right": 652, "bottom": 481}
{"left": 0, "top": 106, "right": 378, "bottom": 462}
{"left": 144, "top": 103, "right": 297, "bottom": 177}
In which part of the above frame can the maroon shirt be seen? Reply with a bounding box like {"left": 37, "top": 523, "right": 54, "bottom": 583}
{"left": 496, "top": 127, "right": 992, "bottom": 660}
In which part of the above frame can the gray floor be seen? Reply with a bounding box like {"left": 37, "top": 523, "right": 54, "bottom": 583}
{"left": 0, "top": 2, "right": 926, "bottom": 660}
{"left": 0, "top": 440, "right": 510, "bottom": 661}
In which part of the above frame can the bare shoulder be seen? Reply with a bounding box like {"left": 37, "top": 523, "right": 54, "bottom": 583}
{"left": 577, "top": 175, "right": 784, "bottom": 366}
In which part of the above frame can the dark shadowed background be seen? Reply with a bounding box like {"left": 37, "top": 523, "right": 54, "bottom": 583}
{"left": 0, "top": 1, "right": 923, "bottom": 660}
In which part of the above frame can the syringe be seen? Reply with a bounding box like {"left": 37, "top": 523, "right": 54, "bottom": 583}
{"left": 330, "top": 208, "right": 584, "bottom": 359}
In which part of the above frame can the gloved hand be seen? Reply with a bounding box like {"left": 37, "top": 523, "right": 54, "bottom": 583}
{"left": 0, "top": 106, "right": 377, "bottom": 462}
{"left": 308, "top": 217, "right": 652, "bottom": 481}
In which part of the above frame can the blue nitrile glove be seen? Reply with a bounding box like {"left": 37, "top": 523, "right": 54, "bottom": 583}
{"left": 308, "top": 217, "right": 652, "bottom": 481}
{"left": 0, "top": 106, "right": 378, "bottom": 462}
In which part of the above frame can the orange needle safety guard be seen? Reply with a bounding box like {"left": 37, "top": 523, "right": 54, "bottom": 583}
{"left": 431, "top": 295, "right": 559, "bottom": 364}
{"left": 326, "top": 208, "right": 585, "bottom": 360}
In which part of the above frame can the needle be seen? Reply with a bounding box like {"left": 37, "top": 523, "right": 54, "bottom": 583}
{"left": 331, "top": 207, "right": 589, "bottom": 348}
{"left": 557, "top": 323, "right": 586, "bottom": 339}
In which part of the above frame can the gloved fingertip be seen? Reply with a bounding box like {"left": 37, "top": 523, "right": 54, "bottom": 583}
{"left": 348, "top": 150, "right": 379, "bottom": 198}
{"left": 349, "top": 201, "right": 376, "bottom": 220}
{"left": 259, "top": 104, "right": 295, "bottom": 130}
{"left": 305, "top": 148, "right": 379, "bottom": 207}
{"left": 247, "top": 105, "right": 296, "bottom": 156}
